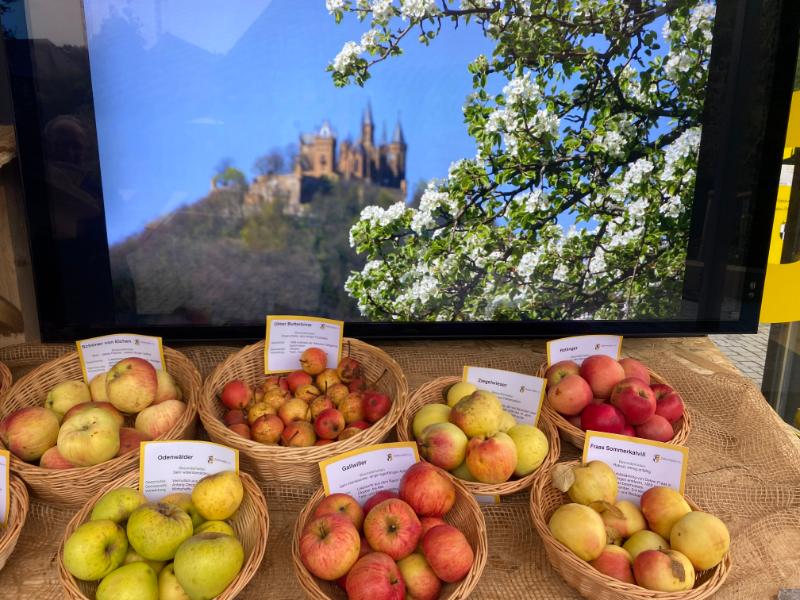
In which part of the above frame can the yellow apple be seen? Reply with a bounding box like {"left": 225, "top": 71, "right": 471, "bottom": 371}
{"left": 57, "top": 407, "right": 121, "bottom": 467}
{"left": 90, "top": 372, "right": 109, "bottom": 402}
{"left": 158, "top": 563, "right": 191, "bottom": 600}
{"left": 445, "top": 382, "right": 477, "bottom": 407}
{"left": 45, "top": 380, "right": 91, "bottom": 420}
{"left": 507, "top": 424, "right": 549, "bottom": 476}
{"left": 412, "top": 403, "right": 451, "bottom": 440}
{"left": 106, "top": 357, "right": 158, "bottom": 413}
{"left": 174, "top": 533, "right": 244, "bottom": 600}
{"left": 154, "top": 369, "right": 183, "bottom": 404}
{"left": 96, "top": 562, "right": 158, "bottom": 600}
{"left": 191, "top": 471, "right": 244, "bottom": 521}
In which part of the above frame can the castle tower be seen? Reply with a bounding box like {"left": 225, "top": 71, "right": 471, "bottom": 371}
{"left": 386, "top": 117, "right": 407, "bottom": 193}
{"left": 299, "top": 120, "right": 337, "bottom": 178}
{"left": 362, "top": 102, "right": 374, "bottom": 148}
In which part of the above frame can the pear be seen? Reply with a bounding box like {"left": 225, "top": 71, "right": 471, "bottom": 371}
{"left": 448, "top": 391, "right": 503, "bottom": 438}
{"left": 191, "top": 471, "right": 244, "bottom": 521}
{"left": 96, "top": 562, "right": 158, "bottom": 600}
{"left": 174, "top": 533, "right": 244, "bottom": 600}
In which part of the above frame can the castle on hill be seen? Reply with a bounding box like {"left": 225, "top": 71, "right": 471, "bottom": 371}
{"left": 243, "top": 103, "right": 407, "bottom": 213}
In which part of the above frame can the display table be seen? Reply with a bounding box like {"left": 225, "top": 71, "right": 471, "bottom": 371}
{"left": 0, "top": 337, "right": 798, "bottom": 599}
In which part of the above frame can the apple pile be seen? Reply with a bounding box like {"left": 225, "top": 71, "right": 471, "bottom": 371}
{"left": 549, "top": 461, "right": 730, "bottom": 592}
{"left": 410, "top": 383, "right": 549, "bottom": 485}
{"left": 219, "top": 347, "right": 392, "bottom": 447}
{"left": 300, "top": 463, "right": 475, "bottom": 600}
{"left": 545, "top": 356, "right": 685, "bottom": 442}
{"left": 0, "top": 357, "right": 185, "bottom": 469}
{"left": 63, "top": 471, "right": 245, "bottom": 600}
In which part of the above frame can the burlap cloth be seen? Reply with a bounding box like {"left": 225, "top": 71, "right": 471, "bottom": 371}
{"left": 0, "top": 339, "right": 798, "bottom": 599}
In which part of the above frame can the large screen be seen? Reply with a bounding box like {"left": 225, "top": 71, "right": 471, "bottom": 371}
{"left": 2, "top": 0, "right": 797, "bottom": 339}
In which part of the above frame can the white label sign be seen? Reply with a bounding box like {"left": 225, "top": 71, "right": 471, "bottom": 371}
{"left": 264, "top": 315, "right": 343, "bottom": 374}
{"left": 779, "top": 164, "right": 795, "bottom": 187}
{"left": 76, "top": 333, "right": 165, "bottom": 383}
{"left": 583, "top": 432, "right": 688, "bottom": 505}
{"left": 0, "top": 450, "right": 8, "bottom": 525}
{"left": 319, "top": 442, "right": 419, "bottom": 506}
{"left": 546, "top": 335, "right": 622, "bottom": 366}
{"left": 139, "top": 441, "right": 239, "bottom": 501}
{"left": 463, "top": 366, "right": 545, "bottom": 426}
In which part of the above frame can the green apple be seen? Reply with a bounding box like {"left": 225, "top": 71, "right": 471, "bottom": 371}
{"left": 96, "top": 562, "right": 157, "bottom": 600}
{"left": 63, "top": 520, "right": 128, "bottom": 581}
{"left": 445, "top": 382, "right": 477, "bottom": 407}
{"left": 412, "top": 403, "right": 451, "bottom": 440}
{"left": 194, "top": 520, "right": 235, "bottom": 536}
{"left": 174, "top": 533, "right": 244, "bottom": 600}
{"left": 123, "top": 548, "right": 165, "bottom": 574}
{"left": 450, "top": 460, "right": 478, "bottom": 482}
{"left": 127, "top": 503, "right": 193, "bottom": 561}
{"left": 91, "top": 488, "right": 147, "bottom": 523}
{"left": 57, "top": 406, "right": 121, "bottom": 467}
{"left": 45, "top": 380, "right": 91, "bottom": 420}
{"left": 507, "top": 424, "right": 549, "bottom": 476}
{"left": 160, "top": 493, "right": 205, "bottom": 529}
{"left": 191, "top": 471, "right": 243, "bottom": 521}
{"left": 158, "top": 563, "right": 191, "bottom": 600}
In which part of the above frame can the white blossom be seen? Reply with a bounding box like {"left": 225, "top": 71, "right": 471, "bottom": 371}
{"left": 399, "top": 0, "right": 439, "bottom": 20}
{"left": 485, "top": 108, "right": 508, "bottom": 134}
{"left": 360, "top": 29, "right": 381, "bottom": 52}
{"left": 326, "top": 0, "right": 348, "bottom": 14}
{"left": 588, "top": 247, "right": 606, "bottom": 274}
{"left": 627, "top": 198, "right": 648, "bottom": 219}
{"left": 503, "top": 73, "right": 540, "bottom": 105}
{"left": 461, "top": 0, "right": 495, "bottom": 8}
{"left": 553, "top": 264, "right": 568, "bottom": 280}
{"left": 517, "top": 251, "right": 541, "bottom": 279}
{"left": 659, "top": 195, "right": 683, "bottom": 218}
{"left": 517, "top": 189, "right": 546, "bottom": 213}
{"left": 607, "top": 226, "right": 644, "bottom": 248}
{"left": 357, "top": 201, "right": 407, "bottom": 227}
{"left": 661, "top": 127, "right": 701, "bottom": 182}
{"left": 371, "top": 0, "right": 395, "bottom": 23}
{"left": 664, "top": 50, "right": 695, "bottom": 80}
{"left": 332, "top": 41, "right": 362, "bottom": 73}
{"left": 689, "top": 3, "right": 716, "bottom": 41}
{"left": 595, "top": 130, "right": 625, "bottom": 158}
{"left": 532, "top": 109, "right": 560, "bottom": 138}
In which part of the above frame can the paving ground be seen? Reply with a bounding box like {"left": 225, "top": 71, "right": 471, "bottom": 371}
{"left": 709, "top": 323, "right": 771, "bottom": 387}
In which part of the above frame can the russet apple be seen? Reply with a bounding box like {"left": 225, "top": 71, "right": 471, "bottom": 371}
{"left": 57, "top": 407, "right": 121, "bottom": 467}
{"left": 300, "top": 513, "right": 361, "bottom": 580}
{"left": 247, "top": 402, "right": 276, "bottom": 425}
{"left": 116, "top": 427, "right": 151, "bottom": 456}
{"left": 336, "top": 356, "right": 362, "bottom": 383}
{"left": 656, "top": 391, "right": 685, "bottom": 423}
{"left": 281, "top": 421, "right": 317, "bottom": 447}
{"left": 313, "top": 493, "right": 364, "bottom": 529}
{"left": 465, "top": 431, "right": 517, "bottom": 484}
{"left": 96, "top": 562, "right": 157, "bottom": 600}
{"left": 316, "top": 368, "right": 341, "bottom": 392}
{"left": 363, "top": 498, "right": 422, "bottom": 560}
{"left": 287, "top": 370, "right": 312, "bottom": 393}
{"left": 261, "top": 388, "right": 289, "bottom": 411}
{"left": 448, "top": 390, "right": 503, "bottom": 438}
{"left": 64, "top": 520, "right": 128, "bottom": 581}
{"left": 39, "top": 446, "right": 77, "bottom": 469}
{"left": 339, "top": 392, "right": 366, "bottom": 424}
{"left": 89, "top": 372, "right": 109, "bottom": 402}
{"left": 173, "top": 533, "right": 245, "bottom": 598}
{"left": 251, "top": 414, "right": 284, "bottom": 444}
{"left": 345, "top": 552, "right": 405, "bottom": 600}
{"left": 669, "top": 511, "right": 730, "bottom": 570}
{"left": 397, "top": 552, "right": 441, "bottom": 600}
{"left": 106, "top": 357, "right": 158, "bottom": 413}
{"left": 364, "top": 490, "right": 398, "bottom": 516}
{"left": 412, "top": 403, "right": 451, "bottom": 440}
{"left": 326, "top": 383, "right": 350, "bottom": 406}
{"left": 547, "top": 374, "right": 593, "bottom": 416}
{"left": 262, "top": 375, "right": 289, "bottom": 392}
{"left": 310, "top": 396, "right": 335, "bottom": 420}
{"left": 399, "top": 462, "right": 456, "bottom": 517}
{"left": 220, "top": 380, "right": 252, "bottom": 410}
{"left": 445, "top": 381, "right": 477, "bottom": 407}
{"left": 418, "top": 422, "right": 468, "bottom": 471}
{"left": 91, "top": 488, "right": 147, "bottom": 523}
{"left": 127, "top": 503, "right": 193, "bottom": 561}
{"left": 420, "top": 524, "right": 474, "bottom": 583}
{"left": 278, "top": 398, "right": 311, "bottom": 426}
{"left": 135, "top": 400, "right": 186, "bottom": 439}
{"left": 619, "top": 357, "right": 651, "bottom": 385}
{"left": 590, "top": 544, "right": 634, "bottom": 583}
{"left": 548, "top": 503, "right": 607, "bottom": 561}
{"left": 635, "top": 414, "right": 674, "bottom": 442}
{"left": 579, "top": 355, "right": 626, "bottom": 400}
{"left": 507, "top": 424, "right": 549, "bottom": 476}
{"left": 581, "top": 402, "right": 626, "bottom": 434}
{"left": 623, "top": 530, "right": 670, "bottom": 560}
{"left": 315, "top": 408, "right": 346, "bottom": 440}
{"left": 633, "top": 549, "right": 695, "bottom": 591}
{"left": 62, "top": 401, "right": 125, "bottom": 429}
{"left": 300, "top": 347, "right": 328, "bottom": 375}
{"left": 223, "top": 409, "right": 246, "bottom": 426}
{"left": 45, "top": 380, "right": 91, "bottom": 419}
{"left": 545, "top": 360, "right": 580, "bottom": 387}
{"left": 191, "top": 471, "right": 243, "bottom": 520}
{"left": 295, "top": 383, "right": 322, "bottom": 403}
{"left": 154, "top": 369, "right": 182, "bottom": 404}
{"left": 610, "top": 377, "right": 656, "bottom": 425}
{"left": 228, "top": 423, "right": 252, "bottom": 439}
{"left": 0, "top": 406, "right": 60, "bottom": 462}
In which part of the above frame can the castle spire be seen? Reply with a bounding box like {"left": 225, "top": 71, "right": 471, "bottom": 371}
{"left": 381, "top": 121, "right": 388, "bottom": 144}
{"left": 393, "top": 117, "right": 405, "bottom": 145}
{"left": 363, "top": 102, "right": 374, "bottom": 126}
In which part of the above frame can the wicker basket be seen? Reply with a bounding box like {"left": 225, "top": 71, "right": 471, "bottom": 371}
{"left": 292, "top": 480, "right": 488, "bottom": 600}
{"left": 199, "top": 338, "right": 409, "bottom": 486}
{"left": 529, "top": 460, "right": 731, "bottom": 600}
{"left": 0, "top": 475, "right": 29, "bottom": 571}
{"left": 0, "top": 361, "right": 11, "bottom": 398}
{"left": 57, "top": 469, "right": 268, "bottom": 600}
{"left": 397, "top": 375, "right": 561, "bottom": 495}
{"left": 0, "top": 347, "right": 201, "bottom": 506}
{"left": 536, "top": 362, "right": 692, "bottom": 450}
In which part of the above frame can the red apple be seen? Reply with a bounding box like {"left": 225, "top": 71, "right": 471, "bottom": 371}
{"left": 581, "top": 403, "right": 625, "bottom": 434}
{"left": 621, "top": 424, "right": 636, "bottom": 437}
{"left": 313, "top": 493, "right": 364, "bottom": 530}
{"left": 363, "top": 499, "right": 422, "bottom": 560}
{"left": 363, "top": 390, "right": 392, "bottom": 423}
{"left": 309, "top": 396, "right": 335, "bottom": 420}
{"left": 337, "top": 426, "right": 364, "bottom": 440}
{"left": 420, "top": 524, "right": 474, "bottom": 583}
{"left": 610, "top": 378, "right": 656, "bottom": 425}
{"left": 345, "top": 552, "right": 405, "bottom": 600}
{"left": 223, "top": 409, "right": 246, "bottom": 426}
{"left": 299, "top": 513, "right": 361, "bottom": 580}
{"left": 399, "top": 462, "right": 456, "bottom": 517}
{"left": 635, "top": 415, "right": 674, "bottom": 442}
{"left": 650, "top": 383, "right": 674, "bottom": 401}
{"left": 281, "top": 421, "right": 316, "bottom": 447}
{"left": 220, "top": 380, "right": 252, "bottom": 410}
{"left": 39, "top": 446, "right": 77, "bottom": 469}
{"left": 547, "top": 374, "right": 593, "bottom": 416}
{"left": 251, "top": 414, "right": 284, "bottom": 444}
{"left": 580, "top": 355, "right": 626, "bottom": 400}
{"left": 655, "top": 392, "right": 685, "bottom": 423}
{"left": 590, "top": 544, "right": 635, "bottom": 583}
{"left": 349, "top": 420, "right": 370, "bottom": 430}
{"left": 544, "top": 360, "right": 580, "bottom": 387}
{"left": 349, "top": 378, "right": 368, "bottom": 393}
{"left": 619, "top": 357, "right": 651, "bottom": 385}
{"left": 62, "top": 401, "right": 125, "bottom": 429}
{"left": 337, "top": 356, "right": 363, "bottom": 383}
{"left": 116, "top": 427, "right": 151, "bottom": 456}
{"left": 286, "top": 370, "right": 312, "bottom": 393}
{"left": 314, "top": 408, "right": 346, "bottom": 440}
{"left": 364, "top": 491, "right": 399, "bottom": 516}
{"left": 315, "top": 439, "right": 334, "bottom": 446}
{"left": 228, "top": 423, "right": 252, "bottom": 439}
{"left": 300, "top": 347, "right": 328, "bottom": 375}
{"left": 419, "top": 517, "right": 447, "bottom": 540}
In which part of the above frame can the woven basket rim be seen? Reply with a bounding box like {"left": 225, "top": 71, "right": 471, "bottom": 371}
{"left": 529, "top": 459, "right": 732, "bottom": 600}
{"left": 291, "top": 479, "right": 489, "bottom": 600}
{"left": 0, "top": 360, "right": 11, "bottom": 398}
{"left": 398, "top": 375, "right": 561, "bottom": 495}
{"left": 0, "top": 346, "right": 201, "bottom": 478}
{"left": 57, "top": 468, "right": 269, "bottom": 600}
{"left": 0, "top": 475, "right": 30, "bottom": 571}
{"left": 198, "top": 337, "right": 409, "bottom": 462}
{"left": 535, "top": 361, "right": 692, "bottom": 450}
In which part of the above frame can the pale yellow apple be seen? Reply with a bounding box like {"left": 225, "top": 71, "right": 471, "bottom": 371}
{"left": 446, "top": 382, "right": 477, "bottom": 407}
{"left": 123, "top": 548, "right": 165, "bottom": 574}
{"left": 412, "top": 403, "right": 451, "bottom": 440}
{"left": 194, "top": 520, "right": 236, "bottom": 536}
{"left": 174, "top": 533, "right": 244, "bottom": 600}
{"left": 160, "top": 492, "right": 205, "bottom": 529}
{"left": 90, "top": 372, "right": 109, "bottom": 402}
{"left": 154, "top": 369, "right": 183, "bottom": 404}
{"left": 45, "top": 380, "right": 91, "bottom": 420}
{"left": 91, "top": 488, "right": 147, "bottom": 523}
{"left": 507, "top": 424, "right": 549, "bottom": 476}
{"left": 57, "top": 407, "right": 121, "bottom": 467}
{"left": 158, "top": 563, "right": 191, "bottom": 600}
{"left": 96, "top": 562, "right": 158, "bottom": 600}
{"left": 126, "top": 503, "right": 193, "bottom": 561}
{"left": 106, "top": 357, "right": 158, "bottom": 413}
{"left": 191, "top": 471, "right": 244, "bottom": 521}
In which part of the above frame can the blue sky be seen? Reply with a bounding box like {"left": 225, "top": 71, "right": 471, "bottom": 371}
{"left": 82, "top": 0, "right": 492, "bottom": 244}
